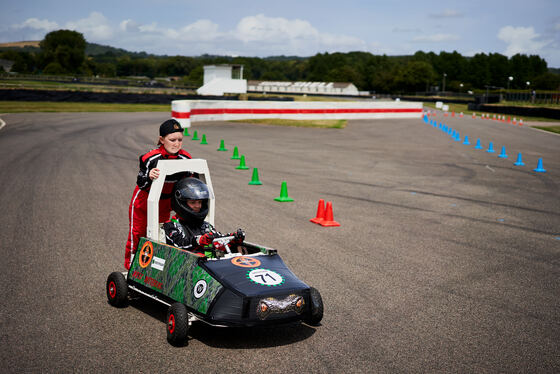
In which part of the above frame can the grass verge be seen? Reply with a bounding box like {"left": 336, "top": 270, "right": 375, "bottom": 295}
{"left": 230, "top": 118, "right": 347, "bottom": 128}
{"left": 0, "top": 101, "right": 169, "bottom": 112}
{"left": 423, "top": 102, "right": 560, "bottom": 123}
{"left": 532, "top": 126, "right": 560, "bottom": 134}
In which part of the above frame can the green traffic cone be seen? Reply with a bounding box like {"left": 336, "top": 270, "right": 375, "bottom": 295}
{"left": 231, "top": 146, "right": 240, "bottom": 160}
{"left": 200, "top": 134, "right": 208, "bottom": 145}
{"left": 183, "top": 127, "right": 190, "bottom": 136}
{"left": 249, "top": 168, "right": 262, "bottom": 185}
{"left": 274, "top": 181, "right": 294, "bottom": 202}
{"left": 192, "top": 130, "right": 199, "bottom": 141}
{"left": 217, "top": 139, "right": 227, "bottom": 151}
{"left": 236, "top": 155, "right": 249, "bottom": 170}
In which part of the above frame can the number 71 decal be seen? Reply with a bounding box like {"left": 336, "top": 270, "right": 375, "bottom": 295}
{"left": 247, "top": 268, "right": 285, "bottom": 287}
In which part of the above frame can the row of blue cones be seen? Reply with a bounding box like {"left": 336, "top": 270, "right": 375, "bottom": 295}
{"left": 424, "top": 115, "right": 547, "bottom": 172}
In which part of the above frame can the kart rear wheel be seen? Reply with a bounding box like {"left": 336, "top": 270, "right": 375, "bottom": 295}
{"left": 167, "top": 303, "right": 189, "bottom": 346}
{"left": 106, "top": 272, "right": 128, "bottom": 307}
{"left": 304, "top": 287, "right": 323, "bottom": 326}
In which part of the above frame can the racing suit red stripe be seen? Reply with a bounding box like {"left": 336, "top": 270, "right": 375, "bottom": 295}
{"left": 124, "top": 145, "right": 192, "bottom": 270}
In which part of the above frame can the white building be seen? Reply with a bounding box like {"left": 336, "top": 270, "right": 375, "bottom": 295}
{"left": 197, "top": 64, "right": 247, "bottom": 96}
{"left": 247, "top": 80, "right": 362, "bottom": 96}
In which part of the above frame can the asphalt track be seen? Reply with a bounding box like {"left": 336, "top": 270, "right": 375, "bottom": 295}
{"left": 0, "top": 111, "right": 559, "bottom": 373}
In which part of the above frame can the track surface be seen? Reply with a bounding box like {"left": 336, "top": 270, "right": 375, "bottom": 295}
{"left": 1, "top": 111, "right": 559, "bottom": 373}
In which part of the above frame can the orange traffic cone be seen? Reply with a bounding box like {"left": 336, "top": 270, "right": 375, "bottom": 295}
{"left": 310, "top": 199, "right": 326, "bottom": 224}
{"left": 320, "top": 201, "right": 340, "bottom": 227}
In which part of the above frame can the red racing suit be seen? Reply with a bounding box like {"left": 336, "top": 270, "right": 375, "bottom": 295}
{"left": 124, "top": 145, "right": 192, "bottom": 269}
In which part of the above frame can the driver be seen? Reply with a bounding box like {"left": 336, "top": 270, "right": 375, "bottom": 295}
{"left": 163, "top": 177, "right": 245, "bottom": 256}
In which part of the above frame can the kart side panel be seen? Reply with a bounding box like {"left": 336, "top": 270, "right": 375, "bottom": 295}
{"left": 129, "top": 238, "right": 222, "bottom": 314}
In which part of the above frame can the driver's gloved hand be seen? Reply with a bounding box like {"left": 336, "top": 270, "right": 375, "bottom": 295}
{"left": 197, "top": 232, "right": 215, "bottom": 246}
{"left": 233, "top": 228, "right": 245, "bottom": 243}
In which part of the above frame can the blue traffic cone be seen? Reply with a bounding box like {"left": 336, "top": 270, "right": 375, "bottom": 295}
{"left": 514, "top": 153, "right": 525, "bottom": 166}
{"left": 487, "top": 142, "right": 495, "bottom": 153}
{"left": 474, "top": 139, "right": 483, "bottom": 150}
{"left": 423, "top": 114, "right": 428, "bottom": 123}
{"left": 533, "top": 158, "right": 546, "bottom": 172}
{"left": 498, "top": 146, "right": 508, "bottom": 158}
{"left": 455, "top": 132, "right": 461, "bottom": 141}
{"left": 463, "top": 135, "right": 470, "bottom": 145}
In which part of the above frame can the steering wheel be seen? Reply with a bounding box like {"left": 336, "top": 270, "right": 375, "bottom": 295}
{"left": 211, "top": 235, "right": 236, "bottom": 254}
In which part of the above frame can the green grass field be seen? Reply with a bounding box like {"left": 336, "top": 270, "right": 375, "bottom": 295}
{"left": 532, "top": 126, "right": 560, "bottom": 134}
{"left": 231, "top": 118, "right": 347, "bottom": 128}
{"left": 0, "top": 101, "right": 169, "bottom": 112}
{"left": 423, "top": 102, "right": 559, "bottom": 123}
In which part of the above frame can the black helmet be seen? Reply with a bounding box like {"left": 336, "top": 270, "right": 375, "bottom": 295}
{"left": 171, "top": 177, "right": 213, "bottom": 224}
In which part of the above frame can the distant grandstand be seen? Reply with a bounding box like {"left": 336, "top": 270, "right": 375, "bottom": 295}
{"left": 248, "top": 80, "right": 368, "bottom": 96}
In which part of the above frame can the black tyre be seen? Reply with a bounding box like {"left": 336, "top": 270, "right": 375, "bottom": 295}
{"left": 304, "top": 287, "right": 323, "bottom": 326}
{"left": 167, "top": 303, "right": 189, "bottom": 346}
{"left": 106, "top": 272, "right": 128, "bottom": 307}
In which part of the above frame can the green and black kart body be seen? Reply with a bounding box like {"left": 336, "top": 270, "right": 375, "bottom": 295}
{"left": 130, "top": 237, "right": 319, "bottom": 326}
{"left": 106, "top": 159, "right": 322, "bottom": 346}
{"left": 107, "top": 237, "right": 323, "bottom": 345}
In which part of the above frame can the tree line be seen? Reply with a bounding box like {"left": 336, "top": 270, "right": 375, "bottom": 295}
{"left": 1, "top": 30, "right": 559, "bottom": 93}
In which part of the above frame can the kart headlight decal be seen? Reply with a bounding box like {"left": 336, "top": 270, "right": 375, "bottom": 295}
{"left": 256, "top": 294, "right": 305, "bottom": 320}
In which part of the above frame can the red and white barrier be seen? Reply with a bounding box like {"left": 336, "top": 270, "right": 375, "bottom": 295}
{"left": 171, "top": 100, "right": 423, "bottom": 127}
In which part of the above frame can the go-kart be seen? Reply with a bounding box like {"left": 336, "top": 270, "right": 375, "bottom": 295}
{"left": 106, "top": 159, "right": 323, "bottom": 346}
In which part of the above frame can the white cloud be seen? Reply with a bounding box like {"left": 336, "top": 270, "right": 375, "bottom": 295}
{"left": 120, "top": 19, "right": 140, "bottom": 33}
{"left": 178, "top": 20, "right": 222, "bottom": 41}
{"left": 497, "top": 26, "right": 548, "bottom": 56}
{"left": 6, "top": 18, "right": 59, "bottom": 41}
{"left": 115, "top": 14, "right": 365, "bottom": 56}
{"left": 412, "top": 33, "right": 460, "bottom": 43}
{"left": 14, "top": 18, "right": 59, "bottom": 32}
{"left": 233, "top": 14, "right": 365, "bottom": 54}
{"left": 4, "top": 12, "right": 366, "bottom": 57}
{"left": 235, "top": 14, "right": 318, "bottom": 43}
{"left": 65, "top": 12, "right": 113, "bottom": 40}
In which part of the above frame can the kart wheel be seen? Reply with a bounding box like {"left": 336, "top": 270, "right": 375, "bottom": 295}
{"left": 106, "top": 272, "right": 128, "bottom": 307}
{"left": 167, "top": 303, "right": 189, "bottom": 346}
{"left": 304, "top": 287, "right": 323, "bottom": 326}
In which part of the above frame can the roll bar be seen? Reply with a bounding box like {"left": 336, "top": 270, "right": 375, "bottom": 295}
{"left": 146, "top": 159, "right": 215, "bottom": 241}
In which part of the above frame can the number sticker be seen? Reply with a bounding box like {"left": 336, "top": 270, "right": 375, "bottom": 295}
{"left": 247, "top": 268, "right": 284, "bottom": 287}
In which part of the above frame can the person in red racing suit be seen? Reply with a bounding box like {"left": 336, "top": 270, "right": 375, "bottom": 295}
{"left": 163, "top": 177, "right": 245, "bottom": 256}
{"left": 124, "top": 119, "right": 193, "bottom": 270}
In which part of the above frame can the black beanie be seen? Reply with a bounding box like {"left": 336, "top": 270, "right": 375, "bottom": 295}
{"left": 159, "top": 119, "right": 183, "bottom": 137}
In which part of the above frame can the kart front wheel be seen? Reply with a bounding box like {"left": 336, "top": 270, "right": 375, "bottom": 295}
{"left": 106, "top": 272, "right": 128, "bottom": 307}
{"left": 167, "top": 303, "right": 189, "bottom": 346}
{"left": 304, "top": 287, "right": 323, "bottom": 326}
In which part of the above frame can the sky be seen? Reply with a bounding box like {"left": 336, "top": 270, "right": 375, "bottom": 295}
{"left": 1, "top": 0, "right": 560, "bottom": 67}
